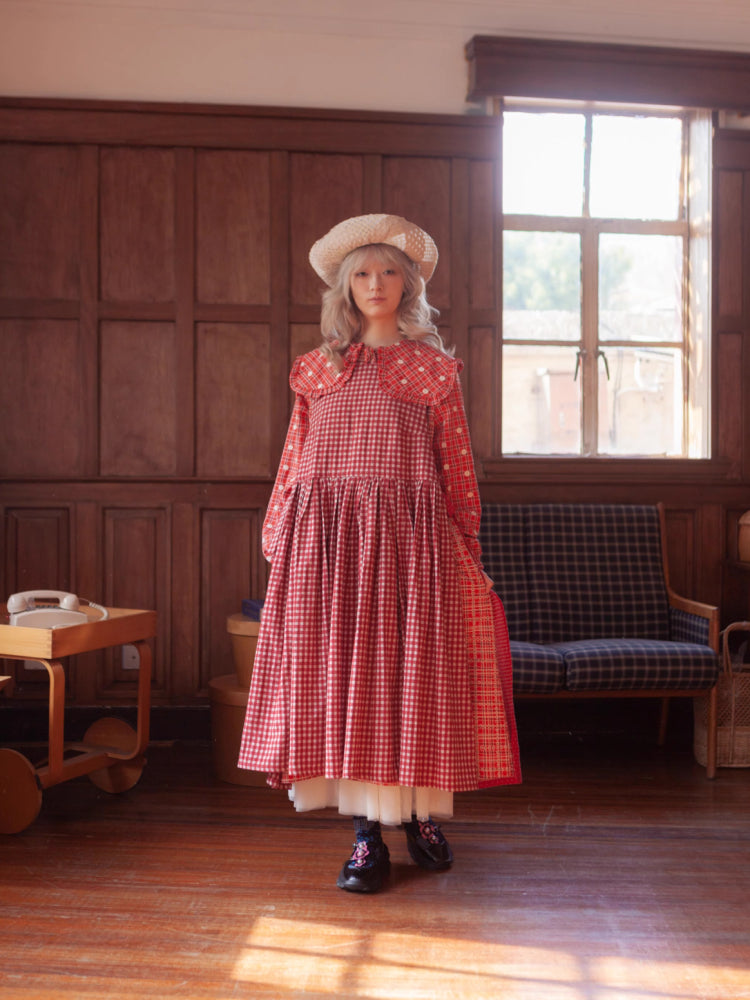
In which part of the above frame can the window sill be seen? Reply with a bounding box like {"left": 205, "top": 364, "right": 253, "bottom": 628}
{"left": 479, "top": 456, "right": 737, "bottom": 485}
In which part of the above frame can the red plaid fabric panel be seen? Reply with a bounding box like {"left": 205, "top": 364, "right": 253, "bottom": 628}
{"left": 449, "top": 521, "right": 521, "bottom": 787}
{"left": 262, "top": 394, "right": 308, "bottom": 560}
{"left": 432, "top": 382, "right": 483, "bottom": 566}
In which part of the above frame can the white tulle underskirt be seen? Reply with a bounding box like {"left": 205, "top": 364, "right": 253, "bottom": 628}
{"left": 288, "top": 778, "right": 453, "bottom": 826}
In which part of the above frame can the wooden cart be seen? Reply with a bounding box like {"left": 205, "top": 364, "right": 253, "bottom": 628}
{"left": 0, "top": 607, "right": 156, "bottom": 834}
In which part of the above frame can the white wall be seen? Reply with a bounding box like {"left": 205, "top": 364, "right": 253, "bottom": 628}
{"left": 2, "top": 0, "right": 750, "bottom": 115}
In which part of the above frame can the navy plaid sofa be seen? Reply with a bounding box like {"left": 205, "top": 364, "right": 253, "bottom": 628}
{"left": 479, "top": 504, "right": 720, "bottom": 775}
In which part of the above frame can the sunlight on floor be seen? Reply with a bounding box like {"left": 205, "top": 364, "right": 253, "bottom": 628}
{"left": 231, "top": 915, "right": 749, "bottom": 999}
{"left": 233, "top": 917, "right": 750, "bottom": 1000}
{"left": 233, "top": 916, "right": 577, "bottom": 997}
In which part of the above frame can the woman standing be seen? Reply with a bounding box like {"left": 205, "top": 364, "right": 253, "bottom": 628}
{"left": 239, "top": 214, "right": 520, "bottom": 892}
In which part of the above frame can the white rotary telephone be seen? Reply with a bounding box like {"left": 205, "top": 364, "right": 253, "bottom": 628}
{"left": 6, "top": 590, "right": 109, "bottom": 628}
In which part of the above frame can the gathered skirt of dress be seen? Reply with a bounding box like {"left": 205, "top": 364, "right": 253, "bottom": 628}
{"left": 237, "top": 358, "right": 520, "bottom": 820}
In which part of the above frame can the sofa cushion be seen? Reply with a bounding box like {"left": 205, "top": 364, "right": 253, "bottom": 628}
{"left": 524, "top": 504, "right": 671, "bottom": 643}
{"left": 478, "top": 505, "right": 531, "bottom": 641}
{"left": 557, "top": 639, "right": 718, "bottom": 691}
{"left": 509, "top": 641, "right": 565, "bottom": 693}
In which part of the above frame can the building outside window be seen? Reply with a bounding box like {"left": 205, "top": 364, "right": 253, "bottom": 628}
{"left": 500, "top": 104, "right": 712, "bottom": 458}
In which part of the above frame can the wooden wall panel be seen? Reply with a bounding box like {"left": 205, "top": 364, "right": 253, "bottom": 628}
{"left": 2, "top": 98, "right": 749, "bottom": 715}
{"left": 3, "top": 507, "right": 71, "bottom": 596}
{"left": 716, "top": 170, "right": 743, "bottom": 320}
{"left": 725, "top": 506, "right": 750, "bottom": 621}
{"left": 661, "top": 508, "right": 695, "bottom": 599}
{"left": 99, "top": 148, "right": 176, "bottom": 303}
{"left": 290, "top": 154, "right": 364, "bottom": 306}
{"left": 468, "top": 327, "right": 495, "bottom": 459}
{"left": 469, "top": 160, "right": 497, "bottom": 311}
{"left": 0, "top": 144, "right": 80, "bottom": 301}
{"left": 382, "top": 157, "right": 452, "bottom": 309}
{"left": 100, "top": 321, "right": 178, "bottom": 477}
{"left": 195, "top": 151, "right": 271, "bottom": 305}
{"left": 695, "top": 503, "right": 724, "bottom": 608}
{"left": 196, "top": 323, "right": 272, "bottom": 478}
{"left": 103, "top": 507, "right": 169, "bottom": 695}
{"left": 290, "top": 324, "right": 323, "bottom": 363}
{"left": 200, "top": 510, "right": 263, "bottom": 690}
{"left": 716, "top": 331, "right": 744, "bottom": 467}
{"left": 0, "top": 320, "right": 89, "bottom": 477}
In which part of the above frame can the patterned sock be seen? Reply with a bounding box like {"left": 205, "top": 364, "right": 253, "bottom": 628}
{"left": 405, "top": 815, "right": 440, "bottom": 836}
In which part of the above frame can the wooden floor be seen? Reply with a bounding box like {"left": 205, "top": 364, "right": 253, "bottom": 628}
{"left": 2, "top": 732, "right": 750, "bottom": 1000}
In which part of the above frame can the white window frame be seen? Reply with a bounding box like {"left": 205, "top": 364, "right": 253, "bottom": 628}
{"left": 499, "top": 100, "right": 712, "bottom": 459}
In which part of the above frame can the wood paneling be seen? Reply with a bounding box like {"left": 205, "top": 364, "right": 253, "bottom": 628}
{"left": 99, "top": 147, "right": 176, "bottom": 303}
{"left": 716, "top": 170, "right": 743, "bottom": 320}
{"left": 0, "top": 100, "right": 501, "bottom": 158}
{"left": 0, "top": 144, "right": 80, "bottom": 301}
{"left": 290, "top": 154, "right": 364, "bottom": 306}
{"left": 3, "top": 508, "right": 71, "bottom": 596}
{"left": 196, "top": 323, "right": 272, "bottom": 478}
{"left": 290, "top": 324, "right": 325, "bottom": 366}
{"left": 0, "top": 320, "right": 88, "bottom": 477}
{"left": 695, "top": 502, "right": 724, "bottom": 607}
{"left": 100, "top": 321, "right": 178, "bottom": 477}
{"left": 199, "top": 510, "right": 263, "bottom": 690}
{"left": 716, "top": 331, "right": 744, "bottom": 467}
{"left": 383, "top": 157, "right": 452, "bottom": 309}
{"left": 1, "top": 96, "right": 749, "bottom": 714}
{"left": 663, "top": 508, "right": 696, "bottom": 598}
{"left": 103, "top": 507, "right": 169, "bottom": 695}
{"left": 195, "top": 151, "right": 271, "bottom": 305}
{"left": 467, "top": 34, "right": 750, "bottom": 110}
{"left": 468, "top": 327, "right": 495, "bottom": 459}
{"left": 468, "top": 160, "right": 497, "bottom": 311}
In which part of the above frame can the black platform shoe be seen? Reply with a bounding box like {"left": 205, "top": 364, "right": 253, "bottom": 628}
{"left": 336, "top": 831, "right": 391, "bottom": 893}
{"left": 403, "top": 819, "right": 454, "bottom": 871}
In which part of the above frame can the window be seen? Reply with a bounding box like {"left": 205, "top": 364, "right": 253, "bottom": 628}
{"left": 501, "top": 104, "right": 711, "bottom": 457}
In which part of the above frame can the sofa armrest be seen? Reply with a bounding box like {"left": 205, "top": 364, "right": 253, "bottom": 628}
{"left": 668, "top": 594, "right": 720, "bottom": 652}
{"left": 658, "top": 504, "right": 720, "bottom": 653}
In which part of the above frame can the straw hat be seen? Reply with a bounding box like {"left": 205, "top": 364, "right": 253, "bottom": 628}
{"left": 309, "top": 214, "right": 438, "bottom": 287}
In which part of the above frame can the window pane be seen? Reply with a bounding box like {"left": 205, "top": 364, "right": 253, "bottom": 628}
{"left": 503, "top": 232, "right": 581, "bottom": 342}
{"left": 590, "top": 116, "right": 683, "bottom": 220}
{"left": 597, "top": 347, "right": 683, "bottom": 455}
{"left": 503, "top": 345, "right": 581, "bottom": 454}
{"left": 503, "top": 112, "right": 585, "bottom": 216}
{"left": 599, "top": 234, "right": 683, "bottom": 343}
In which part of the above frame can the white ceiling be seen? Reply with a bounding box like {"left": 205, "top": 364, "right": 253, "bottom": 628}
{"left": 7, "top": 0, "right": 750, "bottom": 50}
{"left": 3, "top": 0, "right": 750, "bottom": 112}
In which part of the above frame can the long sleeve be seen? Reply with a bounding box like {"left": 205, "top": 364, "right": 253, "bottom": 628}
{"left": 432, "top": 380, "right": 483, "bottom": 567}
{"left": 261, "top": 394, "right": 309, "bottom": 561}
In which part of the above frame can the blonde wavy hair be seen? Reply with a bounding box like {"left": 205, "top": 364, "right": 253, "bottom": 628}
{"left": 318, "top": 244, "right": 450, "bottom": 364}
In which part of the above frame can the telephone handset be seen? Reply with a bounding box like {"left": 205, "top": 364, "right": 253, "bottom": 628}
{"left": 6, "top": 590, "right": 109, "bottom": 628}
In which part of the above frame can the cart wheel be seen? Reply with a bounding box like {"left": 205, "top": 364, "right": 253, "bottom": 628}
{"left": 83, "top": 717, "right": 146, "bottom": 794}
{"left": 0, "top": 748, "right": 42, "bottom": 834}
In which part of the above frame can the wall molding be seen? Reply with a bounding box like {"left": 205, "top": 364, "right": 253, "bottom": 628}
{"left": 466, "top": 35, "right": 750, "bottom": 108}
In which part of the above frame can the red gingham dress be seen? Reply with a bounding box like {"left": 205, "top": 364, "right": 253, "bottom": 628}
{"left": 238, "top": 339, "right": 520, "bottom": 795}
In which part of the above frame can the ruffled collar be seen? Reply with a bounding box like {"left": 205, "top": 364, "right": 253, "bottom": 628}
{"left": 290, "top": 338, "right": 461, "bottom": 405}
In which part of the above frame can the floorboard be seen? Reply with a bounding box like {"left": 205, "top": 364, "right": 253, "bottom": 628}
{"left": 1, "top": 734, "right": 749, "bottom": 1000}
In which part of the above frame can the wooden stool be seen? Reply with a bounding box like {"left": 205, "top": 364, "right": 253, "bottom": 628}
{"left": 208, "top": 674, "right": 265, "bottom": 786}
